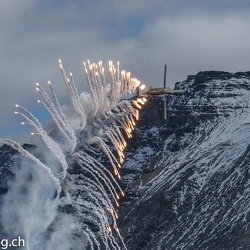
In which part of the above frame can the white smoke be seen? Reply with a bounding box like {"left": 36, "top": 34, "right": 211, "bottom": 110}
{"left": 45, "top": 211, "right": 89, "bottom": 250}
{"left": 1, "top": 156, "right": 58, "bottom": 250}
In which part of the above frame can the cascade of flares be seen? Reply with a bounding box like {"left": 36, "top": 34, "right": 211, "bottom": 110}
{"left": 47, "top": 80, "right": 77, "bottom": 150}
{"left": 105, "top": 129, "right": 125, "bottom": 164}
{"left": 59, "top": 59, "right": 87, "bottom": 128}
{"left": 83, "top": 60, "right": 141, "bottom": 115}
{"left": 1, "top": 59, "right": 147, "bottom": 250}
{"left": 74, "top": 152, "right": 120, "bottom": 207}
{"left": 36, "top": 82, "right": 77, "bottom": 153}
{"left": 93, "top": 137, "right": 122, "bottom": 180}
{"left": 14, "top": 104, "right": 68, "bottom": 180}
{"left": 80, "top": 150, "right": 125, "bottom": 197}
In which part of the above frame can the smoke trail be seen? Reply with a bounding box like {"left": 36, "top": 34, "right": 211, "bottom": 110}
{"left": 69, "top": 72, "right": 87, "bottom": 121}
{"left": 113, "top": 124, "right": 127, "bottom": 148}
{"left": 83, "top": 61, "right": 96, "bottom": 113}
{"left": 59, "top": 59, "right": 87, "bottom": 128}
{"left": 0, "top": 139, "right": 61, "bottom": 195}
{"left": 105, "top": 130, "right": 125, "bottom": 164}
{"left": 80, "top": 151, "right": 125, "bottom": 196}
{"left": 82, "top": 229, "right": 95, "bottom": 250}
{"left": 78, "top": 175, "right": 119, "bottom": 220}
{"left": 74, "top": 152, "right": 120, "bottom": 206}
{"left": 0, "top": 140, "right": 62, "bottom": 250}
{"left": 36, "top": 83, "right": 77, "bottom": 152}
{"left": 84, "top": 61, "right": 100, "bottom": 116}
{"left": 47, "top": 80, "right": 77, "bottom": 147}
{"left": 93, "top": 65, "right": 103, "bottom": 114}
{"left": 93, "top": 137, "right": 121, "bottom": 179}
{"left": 37, "top": 99, "right": 74, "bottom": 152}
{"left": 77, "top": 151, "right": 121, "bottom": 201}
{"left": 75, "top": 199, "right": 110, "bottom": 249}
{"left": 15, "top": 105, "right": 68, "bottom": 179}
{"left": 98, "top": 61, "right": 109, "bottom": 109}
{"left": 72, "top": 155, "right": 125, "bottom": 249}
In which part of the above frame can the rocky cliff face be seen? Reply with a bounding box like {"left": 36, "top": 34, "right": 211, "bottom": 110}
{"left": 119, "top": 70, "right": 250, "bottom": 250}
{"left": 1, "top": 70, "right": 250, "bottom": 249}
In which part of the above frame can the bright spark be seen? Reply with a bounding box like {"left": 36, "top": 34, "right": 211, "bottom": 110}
{"left": 140, "top": 84, "right": 146, "bottom": 90}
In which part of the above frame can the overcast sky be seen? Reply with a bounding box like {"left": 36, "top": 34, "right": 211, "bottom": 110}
{"left": 1, "top": 0, "right": 250, "bottom": 142}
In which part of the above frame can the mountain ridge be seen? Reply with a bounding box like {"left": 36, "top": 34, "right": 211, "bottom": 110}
{"left": 1, "top": 70, "right": 250, "bottom": 249}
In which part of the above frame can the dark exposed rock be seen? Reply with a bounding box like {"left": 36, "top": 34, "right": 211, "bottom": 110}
{"left": 118, "top": 70, "right": 250, "bottom": 250}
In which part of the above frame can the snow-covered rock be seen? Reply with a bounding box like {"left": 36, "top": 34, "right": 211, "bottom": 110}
{"left": 119, "top": 70, "right": 250, "bottom": 250}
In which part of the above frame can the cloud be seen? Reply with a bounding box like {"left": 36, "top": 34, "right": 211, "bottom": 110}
{"left": 130, "top": 12, "right": 250, "bottom": 86}
{"left": 1, "top": 0, "right": 250, "bottom": 141}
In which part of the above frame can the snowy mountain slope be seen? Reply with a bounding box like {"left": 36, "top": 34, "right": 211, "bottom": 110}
{"left": 1, "top": 70, "right": 250, "bottom": 249}
{"left": 118, "top": 71, "right": 250, "bottom": 250}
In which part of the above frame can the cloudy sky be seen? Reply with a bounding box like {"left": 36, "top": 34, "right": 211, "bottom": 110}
{"left": 1, "top": 0, "right": 250, "bottom": 142}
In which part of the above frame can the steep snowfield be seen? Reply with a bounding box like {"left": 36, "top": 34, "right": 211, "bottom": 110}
{"left": 119, "top": 71, "right": 250, "bottom": 250}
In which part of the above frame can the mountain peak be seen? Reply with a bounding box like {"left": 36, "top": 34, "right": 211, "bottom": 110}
{"left": 184, "top": 70, "right": 250, "bottom": 84}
